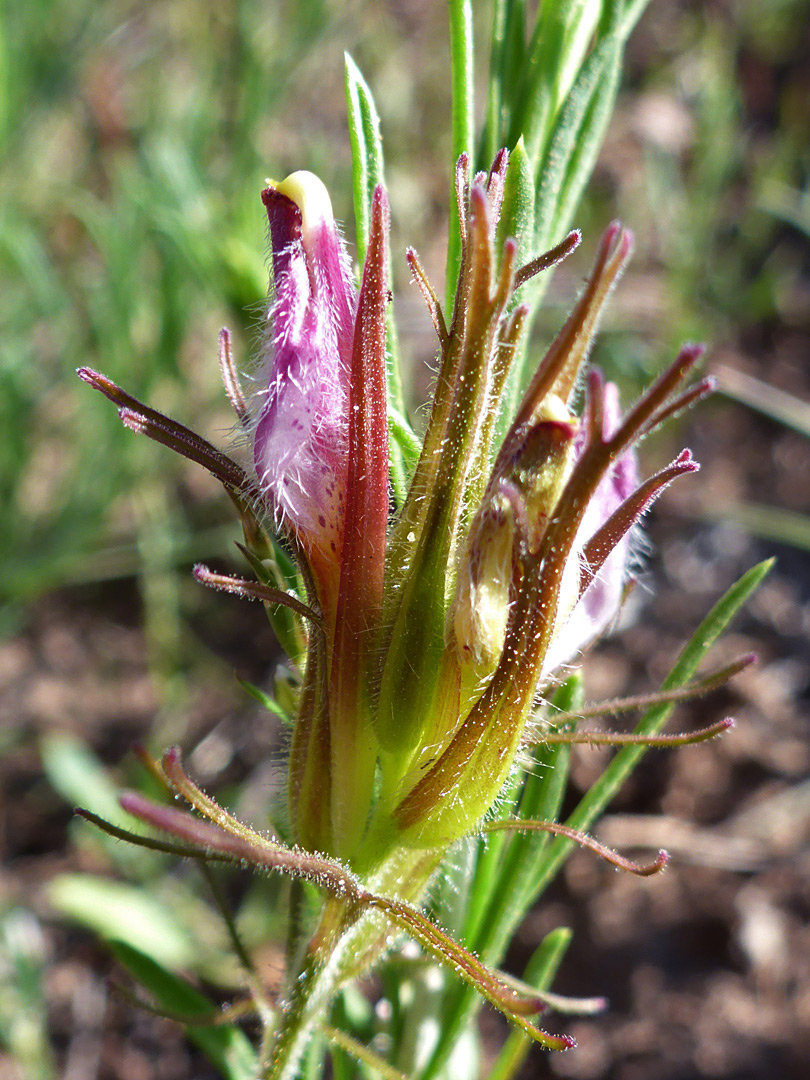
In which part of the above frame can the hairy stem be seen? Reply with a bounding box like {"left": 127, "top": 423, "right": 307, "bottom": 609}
{"left": 265, "top": 897, "right": 361, "bottom": 1080}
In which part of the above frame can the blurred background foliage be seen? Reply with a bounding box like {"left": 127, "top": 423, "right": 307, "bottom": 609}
{"left": 1, "top": 1, "right": 809, "bottom": 1077}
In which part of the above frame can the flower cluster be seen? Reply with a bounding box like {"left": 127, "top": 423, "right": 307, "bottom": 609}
{"left": 242, "top": 158, "right": 705, "bottom": 860}
{"left": 78, "top": 149, "right": 723, "bottom": 1072}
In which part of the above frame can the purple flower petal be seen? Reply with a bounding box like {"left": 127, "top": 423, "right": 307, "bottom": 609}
{"left": 253, "top": 172, "right": 357, "bottom": 579}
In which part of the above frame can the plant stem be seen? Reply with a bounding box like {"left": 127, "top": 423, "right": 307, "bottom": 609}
{"left": 265, "top": 844, "right": 444, "bottom": 1079}
{"left": 264, "top": 896, "right": 357, "bottom": 1080}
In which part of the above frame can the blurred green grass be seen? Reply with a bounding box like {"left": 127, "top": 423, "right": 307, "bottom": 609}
{"left": 1, "top": 0, "right": 808, "bottom": 629}
{"left": 0, "top": 0, "right": 359, "bottom": 623}
{"left": 573, "top": 0, "right": 810, "bottom": 387}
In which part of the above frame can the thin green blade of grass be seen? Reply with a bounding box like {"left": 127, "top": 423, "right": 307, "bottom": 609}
{"left": 110, "top": 942, "right": 259, "bottom": 1080}
{"left": 508, "top": 0, "right": 603, "bottom": 163}
{"left": 480, "top": 0, "right": 510, "bottom": 167}
{"left": 533, "top": 17, "right": 622, "bottom": 255}
{"left": 48, "top": 874, "right": 196, "bottom": 969}
{"left": 345, "top": 52, "right": 384, "bottom": 271}
{"left": 344, "top": 51, "right": 409, "bottom": 497}
{"left": 524, "top": 559, "right": 773, "bottom": 902}
{"left": 0, "top": 908, "right": 57, "bottom": 1080}
{"left": 705, "top": 502, "right": 810, "bottom": 553}
{"left": 714, "top": 364, "right": 810, "bottom": 439}
{"left": 446, "top": 0, "right": 475, "bottom": 316}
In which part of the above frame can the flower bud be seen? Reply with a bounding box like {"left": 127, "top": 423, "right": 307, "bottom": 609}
{"left": 497, "top": 393, "right": 578, "bottom": 553}
{"left": 452, "top": 480, "right": 518, "bottom": 677}
{"left": 452, "top": 394, "right": 577, "bottom": 685}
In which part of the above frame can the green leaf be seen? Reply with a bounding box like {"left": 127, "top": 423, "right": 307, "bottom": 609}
{"left": 525, "top": 560, "right": 774, "bottom": 901}
{"left": 387, "top": 405, "right": 422, "bottom": 481}
{"left": 324, "top": 1022, "right": 409, "bottom": 1080}
{"left": 237, "top": 676, "right": 293, "bottom": 726}
{"left": 0, "top": 907, "right": 56, "bottom": 1080}
{"left": 619, "top": 0, "right": 653, "bottom": 37}
{"left": 522, "top": 925, "right": 573, "bottom": 984}
{"left": 40, "top": 733, "right": 131, "bottom": 831}
{"left": 41, "top": 734, "right": 166, "bottom": 875}
{"left": 331, "top": 984, "right": 389, "bottom": 1080}
{"left": 509, "top": 0, "right": 604, "bottom": 163}
{"left": 344, "top": 50, "right": 407, "bottom": 486}
{"left": 459, "top": 812, "right": 512, "bottom": 948}
{"left": 534, "top": 18, "right": 622, "bottom": 254}
{"left": 481, "top": 0, "right": 509, "bottom": 167}
{"left": 110, "top": 942, "right": 258, "bottom": 1080}
{"left": 499, "top": 13, "right": 625, "bottom": 403}
{"left": 48, "top": 874, "right": 196, "bottom": 968}
{"left": 301, "top": 1029, "right": 328, "bottom": 1080}
{"left": 446, "top": 0, "right": 475, "bottom": 315}
{"left": 238, "top": 538, "right": 305, "bottom": 664}
{"left": 496, "top": 137, "right": 536, "bottom": 273}
{"left": 345, "top": 52, "right": 385, "bottom": 270}
{"left": 705, "top": 502, "right": 810, "bottom": 553}
{"left": 480, "top": 0, "right": 526, "bottom": 166}
{"left": 716, "top": 365, "right": 810, "bottom": 438}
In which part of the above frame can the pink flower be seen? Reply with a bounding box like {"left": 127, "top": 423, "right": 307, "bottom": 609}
{"left": 253, "top": 172, "right": 358, "bottom": 597}
{"left": 253, "top": 171, "right": 391, "bottom": 855}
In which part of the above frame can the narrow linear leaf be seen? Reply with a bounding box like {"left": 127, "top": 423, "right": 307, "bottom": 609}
{"left": 345, "top": 52, "right": 385, "bottom": 269}
{"left": 111, "top": 942, "right": 258, "bottom": 1080}
{"left": 237, "top": 539, "right": 307, "bottom": 664}
{"left": 619, "top": 0, "right": 653, "bottom": 38}
{"left": 344, "top": 51, "right": 407, "bottom": 479}
{"left": 481, "top": 0, "right": 510, "bottom": 167}
{"left": 511, "top": 0, "right": 603, "bottom": 162}
{"left": 388, "top": 405, "right": 423, "bottom": 477}
{"left": 322, "top": 1023, "right": 408, "bottom": 1080}
{"left": 704, "top": 501, "right": 810, "bottom": 554}
{"left": 48, "top": 874, "right": 195, "bottom": 968}
{"left": 41, "top": 733, "right": 130, "bottom": 830}
{"left": 236, "top": 677, "right": 293, "bottom": 726}
{"left": 446, "top": 0, "right": 475, "bottom": 314}
{"left": 525, "top": 560, "right": 773, "bottom": 901}
{"left": 534, "top": 28, "right": 622, "bottom": 254}
{"left": 715, "top": 364, "right": 810, "bottom": 438}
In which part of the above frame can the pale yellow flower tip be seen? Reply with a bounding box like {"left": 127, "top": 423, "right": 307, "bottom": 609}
{"left": 271, "top": 171, "right": 335, "bottom": 241}
{"left": 540, "top": 392, "right": 573, "bottom": 425}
